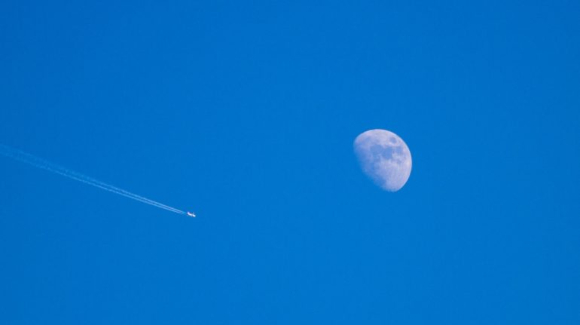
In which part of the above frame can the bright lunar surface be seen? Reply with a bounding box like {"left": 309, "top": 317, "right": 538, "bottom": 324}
{"left": 354, "top": 129, "right": 412, "bottom": 192}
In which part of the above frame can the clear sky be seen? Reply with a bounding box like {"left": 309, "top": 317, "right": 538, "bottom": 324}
{"left": 1, "top": 1, "right": 579, "bottom": 324}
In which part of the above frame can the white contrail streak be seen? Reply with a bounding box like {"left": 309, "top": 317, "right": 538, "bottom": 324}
{"left": 0, "top": 144, "right": 186, "bottom": 215}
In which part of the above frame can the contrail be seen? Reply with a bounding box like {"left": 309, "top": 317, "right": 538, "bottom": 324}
{"left": 0, "top": 144, "right": 191, "bottom": 216}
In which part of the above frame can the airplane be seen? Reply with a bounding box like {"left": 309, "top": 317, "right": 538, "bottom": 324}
{"left": 187, "top": 212, "right": 196, "bottom": 218}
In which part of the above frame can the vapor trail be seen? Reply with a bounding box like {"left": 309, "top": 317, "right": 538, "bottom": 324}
{"left": 0, "top": 144, "right": 186, "bottom": 215}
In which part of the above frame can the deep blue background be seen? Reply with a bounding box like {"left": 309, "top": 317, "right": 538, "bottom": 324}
{"left": 1, "top": 1, "right": 579, "bottom": 323}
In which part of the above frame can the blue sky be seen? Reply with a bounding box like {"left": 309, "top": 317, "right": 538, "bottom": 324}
{"left": 1, "top": 0, "right": 579, "bottom": 324}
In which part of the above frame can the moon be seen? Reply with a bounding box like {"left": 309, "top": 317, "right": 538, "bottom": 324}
{"left": 354, "top": 129, "right": 412, "bottom": 192}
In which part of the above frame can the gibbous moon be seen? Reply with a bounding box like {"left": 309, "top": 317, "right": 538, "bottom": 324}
{"left": 354, "top": 129, "right": 412, "bottom": 192}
